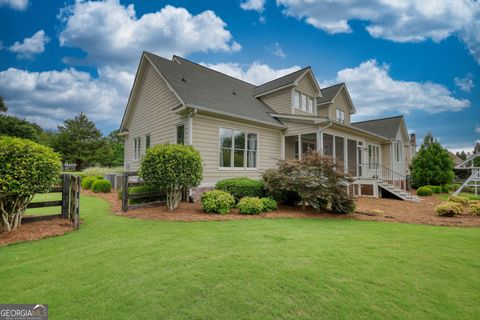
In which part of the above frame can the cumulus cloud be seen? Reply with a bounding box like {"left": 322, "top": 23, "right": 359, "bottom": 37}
{"left": 276, "top": 0, "right": 480, "bottom": 63}
{"left": 58, "top": 1, "right": 241, "bottom": 70}
{"left": 455, "top": 73, "right": 474, "bottom": 92}
{"left": 240, "top": 0, "right": 265, "bottom": 12}
{"left": 201, "top": 62, "right": 300, "bottom": 85}
{"left": 269, "top": 43, "right": 286, "bottom": 59}
{"left": 0, "top": 0, "right": 28, "bottom": 10}
{"left": 320, "top": 60, "right": 470, "bottom": 118}
{"left": 8, "top": 30, "right": 49, "bottom": 59}
{"left": 0, "top": 67, "right": 133, "bottom": 130}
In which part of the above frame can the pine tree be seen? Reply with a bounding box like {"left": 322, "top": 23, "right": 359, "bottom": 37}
{"left": 411, "top": 132, "right": 454, "bottom": 187}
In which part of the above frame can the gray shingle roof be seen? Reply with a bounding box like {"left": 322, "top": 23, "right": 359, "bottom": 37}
{"left": 145, "top": 52, "right": 284, "bottom": 127}
{"left": 351, "top": 116, "right": 404, "bottom": 139}
{"left": 253, "top": 67, "right": 310, "bottom": 96}
{"left": 317, "top": 83, "right": 344, "bottom": 104}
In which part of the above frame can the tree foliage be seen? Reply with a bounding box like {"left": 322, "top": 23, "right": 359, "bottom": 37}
{"left": 263, "top": 151, "right": 354, "bottom": 213}
{"left": 102, "top": 129, "right": 124, "bottom": 167}
{"left": 410, "top": 132, "right": 454, "bottom": 188}
{"left": 0, "top": 136, "right": 61, "bottom": 232}
{"left": 0, "top": 114, "right": 44, "bottom": 142}
{"left": 0, "top": 96, "right": 7, "bottom": 113}
{"left": 52, "top": 113, "right": 110, "bottom": 169}
{"left": 140, "top": 144, "right": 203, "bottom": 210}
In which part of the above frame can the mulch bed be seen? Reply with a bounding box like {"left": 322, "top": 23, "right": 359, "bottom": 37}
{"left": 84, "top": 190, "right": 480, "bottom": 227}
{"left": 0, "top": 217, "right": 74, "bottom": 247}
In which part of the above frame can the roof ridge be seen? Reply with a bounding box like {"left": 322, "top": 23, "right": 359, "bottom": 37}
{"left": 320, "top": 82, "right": 345, "bottom": 90}
{"left": 254, "top": 66, "right": 310, "bottom": 89}
{"left": 172, "top": 55, "right": 257, "bottom": 87}
{"left": 351, "top": 115, "right": 404, "bottom": 124}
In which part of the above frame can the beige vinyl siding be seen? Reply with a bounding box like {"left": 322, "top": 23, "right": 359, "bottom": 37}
{"left": 124, "top": 63, "right": 183, "bottom": 171}
{"left": 381, "top": 142, "right": 391, "bottom": 169}
{"left": 392, "top": 128, "right": 407, "bottom": 176}
{"left": 192, "top": 114, "right": 282, "bottom": 186}
{"left": 283, "top": 120, "right": 318, "bottom": 136}
{"left": 260, "top": 87, "right": 292, "bottom": 114}
{"left": 330, "top": 91, "right": 351, "bottom": 124}
{"left": 297, "top": 74, "right": 317, "bottom": 97}
{"left": 317, "top": 105, "right": 330, "bottom": 118}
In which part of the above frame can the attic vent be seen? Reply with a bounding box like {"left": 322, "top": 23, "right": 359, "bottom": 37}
{"left": 181, "top": 77, "right": 187, "bottom": 82}
{"left": 232, "top": 90, "right": 236, "bottom": 95}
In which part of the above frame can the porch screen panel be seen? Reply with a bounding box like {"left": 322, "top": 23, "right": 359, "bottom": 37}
{"left": 335, "top": 136, "right": 345, "bottom": 171}
{"left": 347, "top": 139, "right": 357, "bottom": 176}
{"left": 301, "top": 133, "right": 316, "bottom": 156}
{"left": 323, "top": 133, "right": 333, "bottom": 157}
{"left": 285, "top": 136, "right": 298, "bottom": 160}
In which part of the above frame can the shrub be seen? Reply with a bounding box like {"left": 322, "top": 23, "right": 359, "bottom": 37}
{"left": 453, "top": 183, "right": 462, "bottom": 190}
{"left": 261, "top": 197, "right": 278, "bottom": 212}
{"left": 215, "top": 177, "right": 264, "bottom": 202}
{"left": 0, "top": 136, "right": 61, "bottom": 232}
{"left": 201, "top": 190, "right": 235, "bottom": 215}
{"left": 269, "top": 190, "right": 301, "bottom": 206}
{"left": 416, "top": 186, "right": 433, "bottom": 196}
{"left": 92, "top": 179, "right": 112, "bottom": 193}
{"left": 118, "top": 185, "right": 164, "bottom": 204}
{"left": 140, "top": 144, "right": 202, "bottom": 210}
{"left": 94, "top": 175, "right": 104, "bottom": 180}
{"left": 316, "top": 198, "right": 329, "bottom": 210}
{"left": 435, "top": 202, "right": 463, "bottom": 217}
{"left": 441, "top": 184, "right": 455, "bottom": 193}
{"left": 424, "top": 185, "right": 442, "bottom": 194}
{"left": 263, "top": 151, "right": 352, "bottom": 210}
{"left": 331, "top": 191, "right": 356, "bottom": 214}
{"left": 468, "top": 204, "right": 480, "bottom": 216}
{"left": 81, "top": 176, "right": 98, "bottom": 190}
{"left": 447, "top": 195, "right": 469, "bottom": 206}
{"left": 237, "top": 197, "right": 264, "bottom": 215}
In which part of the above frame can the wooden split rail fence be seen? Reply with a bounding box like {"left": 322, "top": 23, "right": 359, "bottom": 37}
{"left": 24, "top": 174, "right": 81, "bottom": 230}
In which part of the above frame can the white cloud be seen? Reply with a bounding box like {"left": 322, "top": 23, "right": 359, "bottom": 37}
{"left": 0, "top": 0, "right": 28, "bottom": 10}
{"left": 240, "top": 0, "right": 265, "bottom": 12}
{"left": 276, "top": 0, "right": 480, "bottom": 64}
{"left": 8, "top": 30, "right": 49, "bottom": 59}
{"left": 320, "top": 60, "right": 470, "bottom": 119}
{"left": 201, "top": 62, "right": 300, "bottom": 85}
{"left": 0, "top": 67, "right": 133, "bottom": 130}
{"left": 58, "top": 1, "right": 240, "bottom": 70}
{"left": 455, "top": 73, "right": 474, "bottom": 92}
{"left": 475, "top": 126, "right": 480, "bottom": 134}
{"left": 269, "top": 42, "right": 286, "bottom": 59}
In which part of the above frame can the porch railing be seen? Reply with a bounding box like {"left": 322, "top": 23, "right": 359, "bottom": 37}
{"left": 359, "top": 163, "right": 414, "bottom": 198}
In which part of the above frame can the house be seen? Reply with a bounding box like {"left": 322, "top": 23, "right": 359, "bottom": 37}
{"left": 120, "top": 52, "right": 418, "bottom": 201}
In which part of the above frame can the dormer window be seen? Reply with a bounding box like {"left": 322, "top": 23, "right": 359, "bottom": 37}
{"left": 336, "top": 109, "right": 345, "bottom": 123}
{"left": 294, "top": 90, "right": 314, "bottom": 114}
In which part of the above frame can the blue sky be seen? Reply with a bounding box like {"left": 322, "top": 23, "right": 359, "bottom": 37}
{"left": 0, "top": 0, "right": 479, "bottom": 152}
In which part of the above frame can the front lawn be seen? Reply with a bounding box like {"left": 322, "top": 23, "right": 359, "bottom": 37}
{"left": 438, "top": 192, "right": 480, "bottom": 201}
{"left": 1, "top": 195, "right": 479, "bottom": 319}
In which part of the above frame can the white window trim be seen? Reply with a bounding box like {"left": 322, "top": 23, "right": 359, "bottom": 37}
{"left": 293, "top": 90, "right": 315, "bottom": 114}
{"left": 133, "top": 137, "right": 141, "bottom": 162}
{"left": 175, "top": 122, "right": 186, "bottom": 145}
{"left": 395, "top": 140, "right": 403, "bottom": 163}
{"left": 218, "top": 126, "right": 259, "bottom": 170}
{"left": 336, "top": 108, "right": 345, "bottom": 123}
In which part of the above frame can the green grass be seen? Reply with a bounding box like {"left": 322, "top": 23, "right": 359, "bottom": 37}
{"left": 25, "top": 193, "right": 62, "bottom": 216}
{"left": 438, "top": 192, "right": 480, "bottom": 201}
{"left": 1, "top": 195, "right": 479, "bottom": 319}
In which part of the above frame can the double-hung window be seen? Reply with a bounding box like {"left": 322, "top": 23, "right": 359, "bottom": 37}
{"left": 219, "top": 127, "right": 257, "bottom": 169}
{"left": 395, "top": 140, "right": 403, "bottom": 163}
{"left": 294, "top": 90, "right": 314, "bottom": 114}
{"left": 133, "top": 137, "right": 141, "bottom": 160}
{"left": 336, "top": 109, "right": 345, "bottom": 123}
{"left": 176, "top": 124, "right": 185, "bottom": 144}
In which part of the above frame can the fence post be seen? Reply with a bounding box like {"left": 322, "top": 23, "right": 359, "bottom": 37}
{"left": 61, "top": 174, "right": 70, "bottom": 218}
{"left": 74, "top": 177, "right": 80, "bottom": 230}
{"left": 122, "top": 172, "right": 129, "bottom": 212}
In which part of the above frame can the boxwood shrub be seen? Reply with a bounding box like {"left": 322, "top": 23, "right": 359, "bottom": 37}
{"left": 261, "top": 197, "right": 278, "bottom": 212}
{"left": 201, "top": 190, "right": 235, "bottom": 215}
{"left": 468, "top": 203, "right": 480, "bottom": 216}
{"left": 237, "top": 197, "right": 264, "bottom": 215}
{"left": 118, "top": 185, "right": 164, "bottom": 204}
{"left": 424, "top": 185, "right": 442, "bottom": 194}
{"left": 441, "top": 184, "right": 455, "bottom": 193}
{"left": 92, "top": 179, "right": 111, "bottom": 193}
{"left": 447, "top": 195, "right": 470, "bottom": 206}
{"left": 81, "top": 176, "right": 98, "bottom": 190}
{"left": 215, "top": 177, "right": 264, "bottom": 202}
{"left": 435, "top": 202, "right": 463, "bottom": 217}
{"left": 417, "top": 186, "right": 433, "bottom": 196}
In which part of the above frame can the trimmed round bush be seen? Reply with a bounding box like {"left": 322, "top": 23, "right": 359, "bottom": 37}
{"left": 81, "top": 176, "right": 98, "bottom": 190}
{"left": 442, "top": 184, "right": 455, "bottom": 193}
{"left": 94, "top": 175, "right": 104, "bottom": 180}
{"left": 424, "top": 185, "right": 442, "bottom": 194}
{"left": 0, "top": 136, "right": 61, "bottom": 232}
{"left": 201, "top": 190, "right": 235, "bottom": 214}
{"left": 435, "top": 202, "right": 463, "bottom": 217}
{"left": 417, "top": 186, "right": 433, "bottom": 196}
{"left": 261, "top": 197, "right": 278, "bottom": 212}
{"left": 447, "top": 195, "right": 469, "bottom": 206}
{"left": 237, "top": 197, "right": 264, "bottom": 215}
{"left": 92, "top": 179, "right": 111, "bottom": 193}
{"left": 118, "top": 185, "right": 164, "bottom": 204}
{"left": 468, "top": 204, "right": 480, "bottom": 216}
{"left": 216, "top": 177, "right": 264, "bottom": 202}
{"left": 140, "top": 144, "right": 203, "bottom": 210}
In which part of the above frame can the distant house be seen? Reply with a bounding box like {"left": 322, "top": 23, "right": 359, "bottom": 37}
{"left": 120, "top": 52, "right": 418, "bottom": 201}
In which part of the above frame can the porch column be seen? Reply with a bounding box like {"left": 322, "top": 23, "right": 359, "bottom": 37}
{"left": 344, "top": 138, "right": 348, "bottom": 173}
{"left": 280, "top": 134, "right": 285, "bottom": 160}
{"left": 316, "top": 131, "right": 322, "bottom": 154}
{"left": 298, "top": 134, "right": 302, "bottom": 160}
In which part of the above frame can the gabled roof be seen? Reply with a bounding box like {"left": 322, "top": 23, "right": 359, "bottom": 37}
{"left": 253, "top": 67, "right": 312, "bottom": 97}
{"left": 144, "top": 52, "right": 284, "bottom": 127}
{"left": 351, "top": 115, "right": 405, "bottom": 140}
{"left": 317, "top": 83, "right": 356, "bottom": 113}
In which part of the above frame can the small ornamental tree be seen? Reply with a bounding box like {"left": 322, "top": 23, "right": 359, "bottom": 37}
{"left": 411, "top": 132, "right": 454, "bottom": 188}
{"left": 263, "top": 151, "right": 353, "bottom": 211}
{"left": 0, "top": 136, "right": 61, "bottom": 232}
{"left": 140, "top": 144, "right": 203, "bottom": 210}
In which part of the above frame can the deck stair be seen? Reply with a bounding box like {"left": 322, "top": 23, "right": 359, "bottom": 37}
{"left": 377, "top": 180, "right": 420, "bottom": 202}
